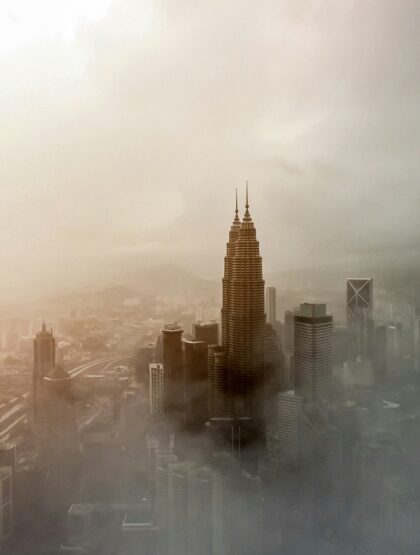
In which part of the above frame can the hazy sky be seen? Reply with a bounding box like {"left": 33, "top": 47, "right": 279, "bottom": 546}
{"left": 1, "top": 0, "right": 419, "bottom": 300}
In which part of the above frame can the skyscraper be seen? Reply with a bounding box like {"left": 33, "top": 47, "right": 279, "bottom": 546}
{"left": 161, "top": 323, "right": 184, "bottom": 414}
{"left": 192, "top": 321, "right": 219, "bottom": 346}
{"left": 346, "top": 278, "right": 373, "bottom": 359}
{"left": 33, "top": 320, "right": 55, "bottom": 422}
{"left": 221, "top": 189, "right": 241, "bottom": 348}
{"left": 149, "top": 363, "right": 165, "bottom": 416}
{"left": 294, "top": 303, "right": 333, "bottom": 405}
{"left": 183, "top": 339, "right": 208, "bottom": 428}
{"left": 266, "top": 287, "right": 277, "bottom": 326}
{"left": 225, "top": 185, "right": 266, "bottom": 419}
{"left": 209, "top": 187, "right": 266, "bottom": 453}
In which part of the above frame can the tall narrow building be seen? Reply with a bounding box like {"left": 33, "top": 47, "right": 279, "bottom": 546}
{"left": 161, "top": 323, "right": 184, "bottom": 414}
{"left": 294, "top": 303, "right": 333, "bottom": 405}
{"left": 266, "top": 287, "right": 277, "bottom": 326}
{"left": 33, "top": 320, "right": 55, "bottom": 422}
{"left": 221, "top": 189, "right": 241, "bottom": 348}
{"left": 225, "top": 185, "right": 266, "bottom": 420}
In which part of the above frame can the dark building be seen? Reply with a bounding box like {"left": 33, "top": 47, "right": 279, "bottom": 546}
{"left": 225, "top": 186, "right": 266, "bottom": 420}
{"left": 183, "top": 339, "right": 208, "bottom": 428}
{"left": 161, "top": 323, "right": 184, "bottom": 414}
{"left": 209, "top": 187, "right": 266, "bottom": 452}
{"left": 192, "top": 321, "right": 219, "bottom": 346}
{"left": 294, "top": 303, "right": 333, "bottom": 405}
{"left": 33, "top": 320, "right": 55, "bottom": 423}
{"left": 221, "top": 189, "right": 241, "bottom": 348}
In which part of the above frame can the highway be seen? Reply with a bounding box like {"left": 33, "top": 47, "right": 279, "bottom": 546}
{"left": 0, "top": 355, "right": 131, "bottom": 442}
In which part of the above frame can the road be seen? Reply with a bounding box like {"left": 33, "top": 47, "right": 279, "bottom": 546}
{"left": 0, "top": 355, "right": 131, "bottom": 442}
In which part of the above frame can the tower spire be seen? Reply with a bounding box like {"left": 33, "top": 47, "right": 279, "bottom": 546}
{"left": 234, "top": 188, "right": 240, "bottom": 223}
{"left": 243, "top": 180, "right": 251, "bottom": 221}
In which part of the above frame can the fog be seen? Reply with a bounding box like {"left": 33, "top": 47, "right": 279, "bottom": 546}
{"left": 1, "top": 0, "right": 419, "bottom": 301}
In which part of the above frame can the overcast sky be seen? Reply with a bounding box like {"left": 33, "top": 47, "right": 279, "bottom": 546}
{"left": 0, "top": 0, "right": 419, "bottom": 300}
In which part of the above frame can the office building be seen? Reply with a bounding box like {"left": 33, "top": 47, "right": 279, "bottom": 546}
{"left": 149, "top": 363, "right": 165, "bottom": 416}
{"left": 268, "top": 391, "right": 304, "bottom": 469}
{"left": 183, "top": 340, "right": 208, "bottom": 427}
{"left": 266, "top": 287, "right": 277, "bottom": 326}
{"left": 192, "top": 321, "right": 219, "bottom": 346}
{"left": 33, "top": 320, "right": 55, "bottom": 421}
{"left": 224, "top": 186, "right": 266, "bottom": 420}
{"left": 294, "top": 303, "right": 333, "bottom": 404}
{"left": 283, "top": 310, "right": 295, "bottom": 354}
{"left": 346, "top": 278, "right": 373, "bottom": 359}
{"left": 161, "top": 323, "right": 184, "bottom": 414}
{"left": 221, "top": 189, "right": 241, "bottom": 348}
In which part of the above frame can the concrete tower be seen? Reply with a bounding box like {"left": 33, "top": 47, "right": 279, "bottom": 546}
{"left": 294, "top": 303, "right": 333, "bottom": 405}
{"left": 33, "top": 320, "right": 55, "bottom": 422}
{"left": 221, "top": 189, "right": 241, "bottom": 348}
{"left": 227, "top": 184, "right": 266, "bottom": 419}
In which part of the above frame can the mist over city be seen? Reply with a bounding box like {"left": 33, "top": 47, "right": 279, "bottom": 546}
{"left": 0, "top": 1, "right": 420, "bottom": 554}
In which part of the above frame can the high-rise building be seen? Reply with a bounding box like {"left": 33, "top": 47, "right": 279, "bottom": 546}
{"left": 268, "top": 390, "right": 304, "bottom": 469}
{"left": 294, "top": 303, "right": 333, "bottom": 405}
{"left": 192, "top": 321, "right": 219, "bottom": 346}
{"left": 208, "top": 344, "right": 227, "bottom": 418}
{"left": 183, "top": 340, "right": 208, "bottom": 428}
{"left": 149, "top": 363, "right": 165, "bottom": 416}
{"left": 209, "top": 187, "right": 266, "bottom": 453}
{"left": 346, "top": 278, "right": 373, "bottom": 359}
{"left": 161, "top": 323, "right": 184, "bottom": 414}
{"left": 266, "top": 287, "right": 277, "bottom": 326}
{"left": 33, "top": 320, "right": 55, "bottom": 422}
{"left": 283, "top": 310, "right": 295, "bottom": 354}
{"left": 221, "top": 189, "right": 241, "bottom": 349}
{"left": 225, "top": 186, "right": 265, "bottom": 420}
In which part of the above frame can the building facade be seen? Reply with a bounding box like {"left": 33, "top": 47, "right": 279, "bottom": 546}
{"left": 294, "top": 303, "right": 333, "bottom": 405}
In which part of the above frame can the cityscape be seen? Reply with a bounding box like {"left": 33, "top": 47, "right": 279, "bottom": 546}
{"left": 1, "top": 1, "right": 419, "bottom": 554}
{"left": 0, "top": 188, "right": 419, "bottom": 554}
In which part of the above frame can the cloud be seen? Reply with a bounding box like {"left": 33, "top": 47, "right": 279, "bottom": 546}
{"left": 0, "top": 0, "right": 419, "bottom": 298}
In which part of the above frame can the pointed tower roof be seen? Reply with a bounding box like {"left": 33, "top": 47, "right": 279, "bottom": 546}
{"left": 234, "top": 188, "right": 240, "bottom": 223}
{"left": 241, "top": 181, "right": 254, "bottom": 228}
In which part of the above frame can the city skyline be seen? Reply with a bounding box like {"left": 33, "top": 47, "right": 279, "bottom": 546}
{"left": 1, "top": 2, "right": 420, "bottom": 553}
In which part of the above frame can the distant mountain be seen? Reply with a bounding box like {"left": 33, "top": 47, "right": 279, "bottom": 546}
{"left": 126, "top": 264, "right": 217, "bottom": 296}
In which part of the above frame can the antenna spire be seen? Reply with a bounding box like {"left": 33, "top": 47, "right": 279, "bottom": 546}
{"left": 244, "top": 180, "right": 251, "bottom": 220}
{"left": 233, "top": 188, "right": 240, "bottom": 223}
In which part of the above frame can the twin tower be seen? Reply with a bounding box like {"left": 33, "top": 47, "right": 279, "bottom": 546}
{"left": 209, "top": 186, "right": 266, "bottom": 437}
